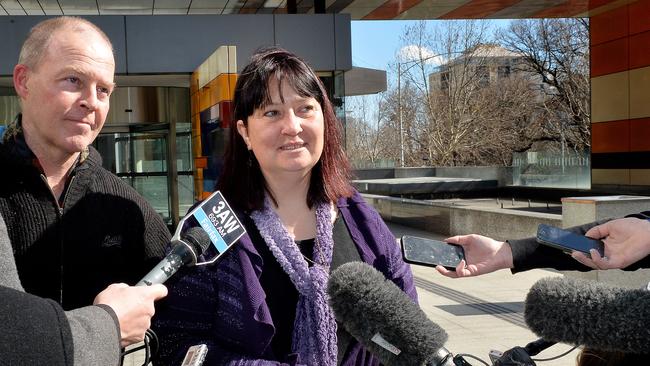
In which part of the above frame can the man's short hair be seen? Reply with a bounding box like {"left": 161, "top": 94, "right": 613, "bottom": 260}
{"left": 18, "top": 16, "right": 113, "bottom": 69}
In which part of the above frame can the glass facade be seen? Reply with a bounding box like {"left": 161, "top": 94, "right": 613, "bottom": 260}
{"left": 95, "top": 123, "right": 194, "bottom": 226}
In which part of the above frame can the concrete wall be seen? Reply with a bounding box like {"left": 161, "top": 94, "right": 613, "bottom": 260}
{"left": 363, "top": 194, "right": 561, "bottom": 241}
{"left": 0, "top": 14, "right": 352, "bottom": 75}
{"left": 353, "top": 168, "right": 395, "bottom": 180}
{"left": 562, "top": 195, "right": 650, "bottom": 288}
{"left": 354, "top": 166, "right": 513, "bottom": 186}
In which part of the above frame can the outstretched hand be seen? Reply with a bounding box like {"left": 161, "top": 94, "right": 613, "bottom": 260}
{"left": 571, "top": 218, "right": 650, "bottom": 270}
{"left": 435, "top": 234, "right": 513, "bottom": 278}
{"left": 94, "top": 283, "right": 168, "bottom": 347}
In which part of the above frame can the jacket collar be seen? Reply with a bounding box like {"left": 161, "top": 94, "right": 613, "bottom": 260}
{"left": 1, "top": 114, "right": 92, "bottom": 172}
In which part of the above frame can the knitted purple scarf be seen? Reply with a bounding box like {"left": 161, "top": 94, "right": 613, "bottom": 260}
{"left": 250, "top": 197, "right": 337, "bottom": 366}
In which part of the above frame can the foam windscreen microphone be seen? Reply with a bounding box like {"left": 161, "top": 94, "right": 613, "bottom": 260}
{"left": 137, "top": 227, "right": 211, "bottom": 286}
{"left": 328, "top": 262, "right": 452, "bottom": 366}
{"left": 524, "top": 277, "right": 650, "bottom": 353}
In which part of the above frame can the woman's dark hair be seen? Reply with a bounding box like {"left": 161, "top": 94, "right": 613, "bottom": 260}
{"left": 577, "top": 348, "right": 649, "bottom": 366}
{"left": 216, "top": 47, "right": 353, "bottom": 211}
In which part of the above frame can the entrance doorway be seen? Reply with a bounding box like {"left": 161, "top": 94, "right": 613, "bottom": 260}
{"left": 94, "top": 122, "right": 194, "bottom": 228}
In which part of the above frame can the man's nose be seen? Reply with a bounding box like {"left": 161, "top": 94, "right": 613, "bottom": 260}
{"left": 79, "top": 86, "right": 99, "bottom": 111}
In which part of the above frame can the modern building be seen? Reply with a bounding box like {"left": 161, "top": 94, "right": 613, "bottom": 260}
{"left": 0, "top": 0, "right": 647, "bottom": 225}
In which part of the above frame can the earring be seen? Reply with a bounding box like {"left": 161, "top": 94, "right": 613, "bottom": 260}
{"left": 247, "top": 149, "right": 253, "bottom": 168}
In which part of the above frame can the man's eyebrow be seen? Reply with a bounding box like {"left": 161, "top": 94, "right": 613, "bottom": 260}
{"left": 57, "top": 65, "right": 85, "bottom": 75}
{"left": 57, "top": 66, "right": 115, "bottom": 88}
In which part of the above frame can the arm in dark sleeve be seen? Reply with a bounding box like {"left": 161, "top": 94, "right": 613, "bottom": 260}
{"left": 0, "top": 286, "right": 74, "bottom": 366}
{"left": 509, "top": 219, "right": 611, "bottom": 273}
{"left": 139, "top": 197, "right": 171, "bottom": 260}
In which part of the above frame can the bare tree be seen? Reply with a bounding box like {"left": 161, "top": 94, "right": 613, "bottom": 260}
{"left": 499, "top": 18, "right": 590, "bottom": 152}
{"left": 393, "top": 20, "right": 539, "bottom": 166}
{"left": 345, "top": 19, "right": 588, "bottom": 169}
{"left": 345, "top": 94, "right": 392, "bottom": 167}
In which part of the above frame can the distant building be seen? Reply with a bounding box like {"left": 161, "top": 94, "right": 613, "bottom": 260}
{"left": 429, "top": 44, "right": 535, "bottom": 92}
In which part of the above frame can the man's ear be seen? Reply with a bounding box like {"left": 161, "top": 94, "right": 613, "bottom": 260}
{"left": 236, "top": 120, "right": 252, "bottom": 150}
{"left": 13, "top": 64, "right": 30, "bottom": 99}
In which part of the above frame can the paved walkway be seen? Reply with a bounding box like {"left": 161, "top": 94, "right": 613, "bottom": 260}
{"left": 387, "top": 221, "right": 581, "bottom": 366}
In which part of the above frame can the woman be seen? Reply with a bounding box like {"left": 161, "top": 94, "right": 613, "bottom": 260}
{"left": 154, "top": 47, "right": 416, "bottom": 365}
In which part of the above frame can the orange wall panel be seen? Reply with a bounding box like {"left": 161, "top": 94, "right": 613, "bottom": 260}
{"left": 629, "top": 31, "right": 650, "bottom": 69}
{"left": 362, "top": 0, "right": 423, "bottom": 19}
{"left": 591, "top": 38, "right": 628, "bottom": 77}
{"left": 199, "top": 87, "right": 212, "bottom": 112}
{"left": 191, "top": 71, "right": 199, "bottom": 94}
{"left": 191, "top": 92, "right": 199, "bottom": 116}
{"left": 209, "top": 74, "right": 238, "bottom": 105}
{"left": 439, "top": 0, "right": 519, "bottom": 19}
{"left": 630, "top": 118, "right": 650, "bottom": 151}
{"left": 629, "top": 0, "right": 650, "bottom": 35}
{"left": 590, "top": 5, "right": 628, "bottom": 45}
{"left": 591, "top": 120, "right": 630, "bottom": 153}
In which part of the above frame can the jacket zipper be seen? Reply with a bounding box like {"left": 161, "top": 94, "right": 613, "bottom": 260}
{"left": 39, "top": 173, "right": 76, "bottom": 306}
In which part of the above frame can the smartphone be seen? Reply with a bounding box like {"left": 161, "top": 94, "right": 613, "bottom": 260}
{"left": 401, "top": 235, "right": 465, "bottom": 270}
{"left": 536, "top": 224, "right": 605, "bottom": 257}
{"left": 180, "top": 344, "right": 208, "bottom": 366}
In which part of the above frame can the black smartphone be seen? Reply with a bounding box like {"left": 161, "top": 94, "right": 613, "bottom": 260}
{"left": 536, "top": 224, "right": 605, "bottom": 257}
{"left": 401, "top": 235, "right": 466, "bottom": 270}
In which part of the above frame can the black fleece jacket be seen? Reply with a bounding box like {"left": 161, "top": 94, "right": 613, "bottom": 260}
{"left": 0, "top": 135, "right": 170, "bottom": 310}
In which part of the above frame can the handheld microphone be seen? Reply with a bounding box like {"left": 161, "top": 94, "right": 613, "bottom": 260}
{"left": 327, "top": 262, "right": 453, "bottom": 366}
{"left": 524, "top": 277, "right": 650, "bottom": 353}
{"left": 137, "top": 227, "right": 210, "bottom": 286}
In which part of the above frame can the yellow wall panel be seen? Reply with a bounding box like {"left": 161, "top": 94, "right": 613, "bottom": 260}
{"left": 191, "top": 92, "right": 199, "bottom": 116}
{"left": 631, "top": 169, "right": 650, "bottom": 185}
{"left": 591, "top": 71, "right": 629, "bottom": 123}
{"left": 199, "top": 87, "right": 212, "bottom": 112}
{"left": 592, "top": 169, "right": 630, "bottom": 185}
{"left": 191, "top": 71, "right": 199, "bottom": 94}
{"left": 209, "top": 74, "right": 238, "bottom": 105}
{"left": 191, "top": 114, "right": 202, "bottom": 156}
{"left": 227, "top": 74, "right": 237, "bottom": 100}
{"left": 629, "top": 66, "right": 650, "bottom": 119}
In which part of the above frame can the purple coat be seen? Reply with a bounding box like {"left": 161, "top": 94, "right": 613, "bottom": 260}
{"left": 154, "top": 192, "right": 417, "bottom": 365}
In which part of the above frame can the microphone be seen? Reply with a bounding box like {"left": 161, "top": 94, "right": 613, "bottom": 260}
{"left": 137, "top": 227, "right": 211, "bottom": 286}
{"left": 328, "top": 262, "right": 453, "bottom": 366}
{"left": 524, "top": 277, "right": 650, "bottom": 353}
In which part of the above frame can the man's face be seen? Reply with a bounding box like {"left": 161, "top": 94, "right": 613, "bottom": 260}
{"left": 15, "top": 27, "right": 115, "bottom": 157}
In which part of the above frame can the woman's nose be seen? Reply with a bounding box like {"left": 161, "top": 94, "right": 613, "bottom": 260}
{"left": 281, "top": 111, "right": 303, "bottom": 135}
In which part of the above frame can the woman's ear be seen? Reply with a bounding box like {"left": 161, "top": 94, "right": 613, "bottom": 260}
{"left": 236, "top": 120, "right": 252, "bottom": 150}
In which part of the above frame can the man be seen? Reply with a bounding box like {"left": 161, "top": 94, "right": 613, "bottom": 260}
{"left": 0, "top": 16, "right": 171, "bottom": 354}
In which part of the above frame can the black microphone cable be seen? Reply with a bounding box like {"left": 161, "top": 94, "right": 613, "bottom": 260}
{"left": 120, "top": 329, "right": 159, "bottom": 366}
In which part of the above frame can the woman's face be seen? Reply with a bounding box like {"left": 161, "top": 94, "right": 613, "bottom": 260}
{"left": 237, "top": 79, "right": 325, "bottom": 182}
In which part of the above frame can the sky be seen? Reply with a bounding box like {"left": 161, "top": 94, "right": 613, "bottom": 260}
{"left": 351, "top": 20, "right": 410, "bottom": 71}
{"left": 347, "top": 19, "right": 513, "bottom": 122}
{"left": 350, "top": 19, "right": 513, "bottom": 73}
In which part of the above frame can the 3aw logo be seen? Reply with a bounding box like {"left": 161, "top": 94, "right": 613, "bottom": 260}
{"left": 191, "top": 191, "right": 246, "bottom": 256}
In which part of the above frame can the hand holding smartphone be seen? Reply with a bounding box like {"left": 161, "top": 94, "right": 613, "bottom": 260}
{"left": 536, "top": 224, "right": 605, "bottom": 258}
{"left": 401, "top": 235, "right": 466, "bottom": 270}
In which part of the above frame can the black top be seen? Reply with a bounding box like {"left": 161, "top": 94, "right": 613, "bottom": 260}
{"left": 250, "top": 212, "right": 361, "bottom": 363}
